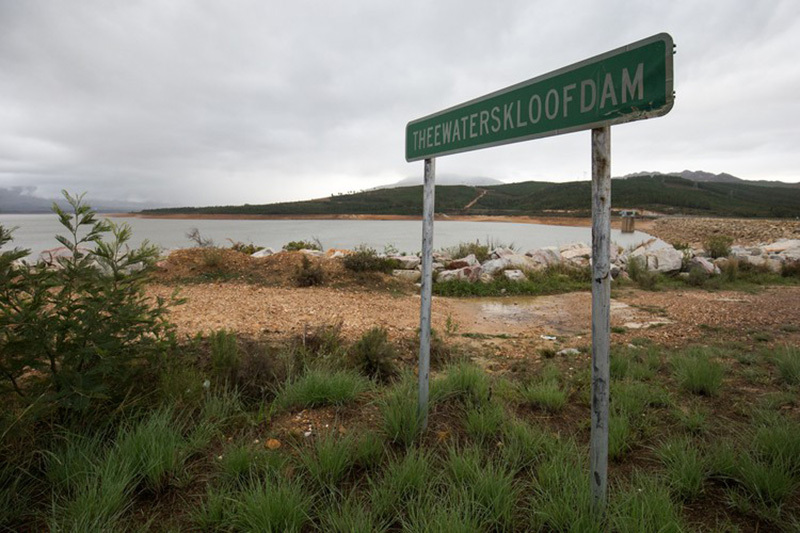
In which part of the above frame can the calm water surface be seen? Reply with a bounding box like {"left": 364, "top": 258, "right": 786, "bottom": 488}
{"left": 0, "top": 214, "right": 654, "bottom": 258}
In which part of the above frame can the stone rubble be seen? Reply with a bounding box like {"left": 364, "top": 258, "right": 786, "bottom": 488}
{"left": 384, "top": 237, "right": 799, "bottom": 284}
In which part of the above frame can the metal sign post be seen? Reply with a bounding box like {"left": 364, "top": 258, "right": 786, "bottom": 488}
{"left": 417, "top": 157, "right": 436, "bottom": 429}
{"left": 407, "top": 33, "right": 674, "bottom": 512}
{"left": 590, "top": 126, "right": 611, "bottom": 511}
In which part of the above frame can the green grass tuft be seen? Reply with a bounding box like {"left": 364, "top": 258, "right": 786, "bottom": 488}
{"left": 520, "top": 380, "right": 567, "bottom": 412}
{"left": 655, "top": 436, "right": 707, "bottom": 500}
{"left": 235, "top": 476, "right": 312, "bottom": 532}
{"left": 464, "top": 402, "right": 506, "bottom": 444}
{"left": 277, "top": 369, "right": 371, "bottom": 410}
{"left": 379, "top": 376, "right": 422, "bottom": 447}
{"left": 672, "top": 349, "right": 724, "bottom": 396}
{"left": 431, "top": 361, "right": 491, "bottom": 406}
{"left": 609, "top": 471, "right": 687, "bottom": 532}
{"left": 297, "top": 431, "right": 357, "bottom": 489}
{"left": 773, "top": 344, "right": 800, "bottom": 385}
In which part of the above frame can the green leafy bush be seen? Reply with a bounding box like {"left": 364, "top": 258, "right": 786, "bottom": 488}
{"left": 0, "top": 192, "right": 176, "bottom": 413}
{"left": 704, "top": 235, "right": 733, "bottom": 259}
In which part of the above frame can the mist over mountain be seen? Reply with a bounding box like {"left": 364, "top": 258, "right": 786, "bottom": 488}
{"left": 0, "top": 187, "right": 166, "bottom": 214}
{"left": 619, "top": 170, "right": 800, "bottom": 188}
{"left": 374, "top": 176, "right": 504, "bottom": 189}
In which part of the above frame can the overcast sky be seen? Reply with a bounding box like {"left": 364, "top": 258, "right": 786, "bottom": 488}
{"left": 1, "top": 1, "right": 799, "bottom": 207}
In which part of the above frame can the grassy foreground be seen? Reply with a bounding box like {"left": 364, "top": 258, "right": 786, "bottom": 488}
{"left": 2, "top": 327, "right": 799, "bottom": 532}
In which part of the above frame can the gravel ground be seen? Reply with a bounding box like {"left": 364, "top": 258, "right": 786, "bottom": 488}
{"left": 147, "top": 283, "right": 800, "bottom": 356}
{"left": 646, "top": 217, "right": 800, "bottom": 247}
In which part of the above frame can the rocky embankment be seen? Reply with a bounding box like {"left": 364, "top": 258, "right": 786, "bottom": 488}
{"left": 246, "top": 237, "right": 800, "bottom": 285}
{"left": 401, "top": 237, "right": 799, "bottom": 284}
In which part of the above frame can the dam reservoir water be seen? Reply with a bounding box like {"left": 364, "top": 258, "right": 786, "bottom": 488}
{"left": 0, "top": 214, "right": 654, "bottom": 258}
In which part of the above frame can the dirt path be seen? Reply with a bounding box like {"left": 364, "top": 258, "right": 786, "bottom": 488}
{"left": 149, "top": 284, "right": 800, "bottom": 356}
{"left": 463, "top": 189, "right": 488, "bottom": 210}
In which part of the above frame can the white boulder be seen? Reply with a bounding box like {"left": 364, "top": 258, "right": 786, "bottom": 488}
{"left": 251, "top": 248, "right": 275, "bottom": 258}
{"left": 393, "top": 255, "right": 421, "bottom": 270}
{"left": 393, "top": 269, "right": 422, "bottom": 282}
{"left": 503, "top": 269, "right": 526, "bottom": 282}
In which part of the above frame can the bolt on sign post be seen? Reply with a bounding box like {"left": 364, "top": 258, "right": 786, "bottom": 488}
{"left": 406, "top": 33, "right": 674, "bottom": 511}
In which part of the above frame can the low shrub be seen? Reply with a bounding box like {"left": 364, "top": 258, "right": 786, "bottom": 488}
{"left": 782, "top": 259, "right": 800, "bottom": 278}
{"left": 294, "top": 255, "right": 324, "bottom": 287}
{"left": 342, "top": 245, "right": 399, "bottom": 273}
{"left": 704, "top": 235, "right": 733, "bottom": 259}
{"left": 443, "top": 240, "right": 491, "bottom": 263}
{"left": 227, "top": 240, "right": 263, "bottom": 255}
{"left": 627, "top": 256, "right": 659, "bottom": 290}
{"left": 283, "top": 239, "right": 321, "bottom": 251}
{"left": 210, "top": 329, "right": 240, "bottom": 384}
{"left": 686, "top": 265, "right": 709, "bottom": 287}
{"left": 349, "top": 327, "right": 397, "bottom": 382}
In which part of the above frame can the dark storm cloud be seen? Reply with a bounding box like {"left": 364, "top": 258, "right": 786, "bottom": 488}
{"left": 1, "top": 1, "right": 798, "bottom": 207}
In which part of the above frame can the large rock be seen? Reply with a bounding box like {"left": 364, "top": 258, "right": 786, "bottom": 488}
{"left": 763, "top": 239, "right": 800, "bottom": 254}
{"left": 447, "top": 253, "right": 479, "bottom": 269}
{"left": 628, "top": 240, "right": 683, "bottom": 273}
{"left": 436, "top": 266, "right": 483, "bottom": 283}
{"left": 393, "top": 255, "right": 421, "bottom": 270}
{"left": 504, "top": 254, "right": 541, "bottom": 271}
{"left": 481, "top": 258, "right": 509, "bottom": 275}
{"left": 503, "top": 269, "right": 526, "bottom": 282}
{"left": 251, "top": 248, "right": 275, "bottom": 258}
{"left": 559, "top": 242, "right": 591, "bottom": 261}
{"left": 648, "top": 247, "right": 684, "bottom": 273}
{"left": 740, "top": 254, "right": 782, "bottom": 273}
{"left": 689, "top": 256, "right": 719, "bottom": 275}
{"left": 525, "top": 247, "right": 562, "bottom": 268}
{"left": 490, "top": 248, "right": 517, "bottom": 260}
{"left": 393, "top": 269, "right": 421, "bottom": 282}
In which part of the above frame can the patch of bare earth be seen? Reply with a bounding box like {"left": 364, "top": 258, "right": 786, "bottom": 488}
{"left": 149, "top": 279, "right": 800, "bottom": 363}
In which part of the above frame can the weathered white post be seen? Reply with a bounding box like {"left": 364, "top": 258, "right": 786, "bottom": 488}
{"left": 590, "top": 126, "right": 611, "bottom": 511}
{"left": 417, "top": 157, "right": 436, "bottom": 429}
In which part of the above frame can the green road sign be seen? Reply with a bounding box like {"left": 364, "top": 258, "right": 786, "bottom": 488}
{"left": 405, "top": 33, "right": 674, "bottom": 162}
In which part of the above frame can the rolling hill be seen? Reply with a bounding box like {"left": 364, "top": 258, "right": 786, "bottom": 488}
{"left": 142, "top": 174, "right": 800, "bottom": 218}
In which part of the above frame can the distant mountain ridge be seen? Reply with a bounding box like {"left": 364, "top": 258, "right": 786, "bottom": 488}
{"left": 144, "top": 173, "right": 800, "bottom": 218}
{"left": 620, "top": 170, "right": 800, "bottom": 189}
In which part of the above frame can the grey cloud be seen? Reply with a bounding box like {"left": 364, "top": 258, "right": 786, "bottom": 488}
{"left": 1, "top": 0, "right": 798, "bottom": 208}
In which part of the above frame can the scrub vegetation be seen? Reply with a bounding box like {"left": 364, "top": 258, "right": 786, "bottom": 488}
{"left": 2, "top": 197, "right": 799, "bottom": 531}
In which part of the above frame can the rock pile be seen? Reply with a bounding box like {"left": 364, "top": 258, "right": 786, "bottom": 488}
{"left": 383, "top": 237, "right": 800, "bottom": 284}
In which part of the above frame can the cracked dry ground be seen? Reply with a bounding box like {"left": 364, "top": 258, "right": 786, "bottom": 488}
{"left": 147, "top": 283, "right": 800, "bottom": 364}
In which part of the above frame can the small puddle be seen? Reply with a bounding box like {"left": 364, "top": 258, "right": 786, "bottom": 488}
{"left": 455, "top": 294, "right": 638, "bottom": 336}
